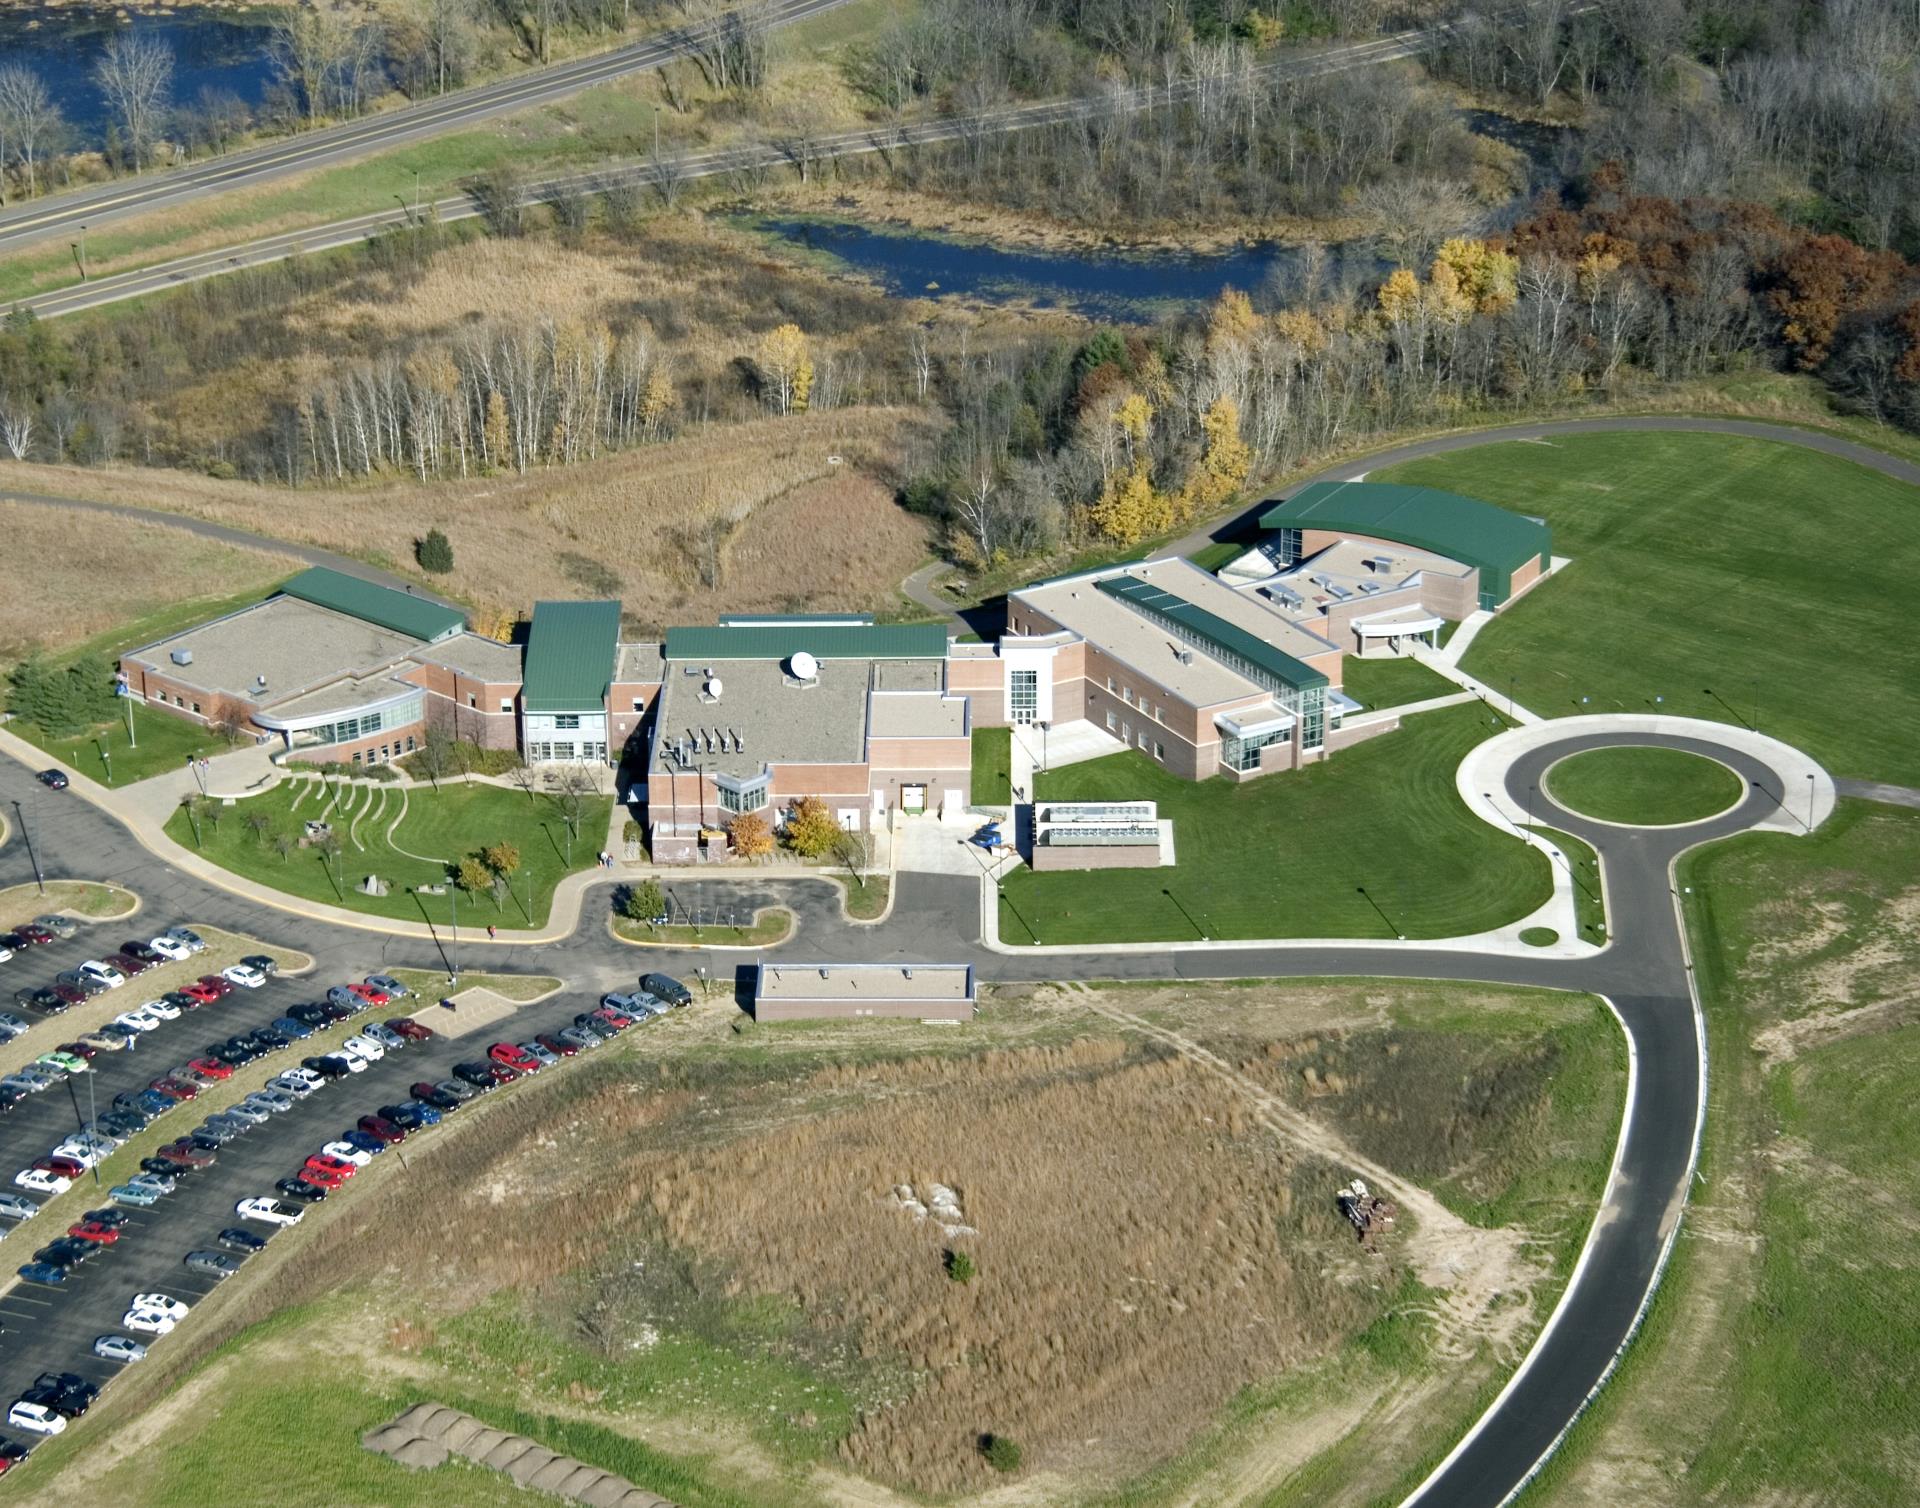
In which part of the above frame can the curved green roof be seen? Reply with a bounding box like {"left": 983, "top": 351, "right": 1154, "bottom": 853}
{"left": 1259, "top": 482, "right": 1550, "bottom": 601}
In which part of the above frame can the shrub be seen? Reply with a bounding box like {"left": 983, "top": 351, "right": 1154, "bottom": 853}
{"left": 417, "top": 528, "right": 455, "bottom": 574}
{"left": 622, "top": 879, "right": 665, "bottom": 923}
{"left": 945, "top": 1248, "right": 975, "bottom": 1284}
{"left": 622, "top": 818, "right": 644, "bottom": 845}
{"left": 398, "top": 739, "right": 520, "bottom": 780}
{"left": 981, "top": 1434, "right": 1021, "bottom": 1473}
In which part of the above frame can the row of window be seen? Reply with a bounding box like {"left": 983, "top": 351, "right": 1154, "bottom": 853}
{"left": 350, "top": 736, "right": 417, "bottom": 766}
{"left": 526, "top": 741, "right": 609, "bottom": 763}
{"left": 1106, "top": 676, "right": 1161, "bottom": 723}
{"left": 1102, "top": 711, "right": 1167, "bottom": 763}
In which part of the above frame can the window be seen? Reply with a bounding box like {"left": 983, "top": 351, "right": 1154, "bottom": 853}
{"left": 351, "top": 752, "right": 362, "bottom": 765}
{"left": 587, "top": 742, "right": 607, "bottom": 762}
{"left": 1121, "top": 722, "right": 1131, "bottom": 741}
{"left": 1009, "top": 668, "right": 1038, "bottom": 725}
{"left": 718, "top": 774, "right": 770, "bottom": 814}
{"left": 192, "top": 702, "right": 201, "bottom": 715}
{"left": 406, "top": 736, "right": 416, "bottom": 751}
{"left": 1137, "top": 732, "right": 1148, "bottom": 750}
{"left": 632, "top": 698, "right": 644, "bottom": 712}
{"left": 1225, "top": 727, "right": 1288, "bottom": 773}
{"left": 1122, "top": 686, "right": 1133, "bottom": 705}
{"left": 499, "top": 698, "right": 512, "bottom": 713}
{"left": 1106, "top": 676, "right": 1115, "bottom": 692}
{"left": 528, "top": 742, "right": 549, "bottom": 761}
{"left": 549, "top": 741, "right": 575, "bottom": 761}
{"left": 1154, "top": 741, "right": 1166, "bottom": 761}
{"left": 1105, "top": 711, "right": 1117, "bottom": 731}
{"left": 555, "top": 714, "right": 581, "bottom": 730}
{"left": 467, "top": 695, "right": 476, "bottom": 708}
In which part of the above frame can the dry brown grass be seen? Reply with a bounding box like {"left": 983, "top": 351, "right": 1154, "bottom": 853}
{"left": 2, "top": 408, "right": 933, "bottom": 626}
{"left": 0, "top": 500, "right": 299, "bottom": 661}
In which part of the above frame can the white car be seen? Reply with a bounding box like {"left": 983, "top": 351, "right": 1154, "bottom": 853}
{"left": 6, "top": 1400, "right": 66, "bottom": 1435}
{"left": 162, "top": 927, "right": 206, "bottom": 954}
{"left": 0, "top": 943, "right": 12, "bottom": 964}
{"left": 123, "top": 1308, "right": 177, "bottom": 1337}
{"left": 78, "top": 960, "right": 126, "bottom": 990}
{"left": 94, "top": 1334, "right": 148, "bottom": 1364}
{"left": 113, "top": 1009, "right": 160, "bottom": 1035}
{"left": 50, "top": 1144, "right": 104, "bottom": 1170}
{"left": 141, "top": 997, "right": 182, "bottom": 1021}
{"left": 236, "top": 1197, "right": 303, "bottom": 1227}
{"left": 267, "top": 1074, "right": 317, "bottom": 1099}
{"left": 320, "top": 1140, "right": 374, "bottom": 1168}
{"left": 15, "top": 1168, "right": 71, "bottom": 1195}
{"left": 130, "top": 1292, "right": 191, "bottom": 1321}
{"left": 222, "top": 963, "right": 268, "bottom": 989}
{"left": 341, "top": 1035, "right": 384, "bottom": 1062}
{"left": 147, "top": 936, "right": 193, "bottom": 961}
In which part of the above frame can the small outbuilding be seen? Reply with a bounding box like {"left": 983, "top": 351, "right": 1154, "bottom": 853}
{"left": 753, "top": 962, "right": 976, "bottom": 1022}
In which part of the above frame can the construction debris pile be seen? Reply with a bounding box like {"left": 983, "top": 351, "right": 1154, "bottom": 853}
{"left": 1336, "top": 1178, "right": 1396, "bottom": 1248}
{"left": 888, "top": 1181, "right": 978, "bottom": 1238}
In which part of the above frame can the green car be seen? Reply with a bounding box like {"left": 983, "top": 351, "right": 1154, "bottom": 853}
{"left": 37, "top": 1052, "right": 88, "bottom": 1076}
{"left": 109, "top": 1184, "right": 160, "bottom": 1208}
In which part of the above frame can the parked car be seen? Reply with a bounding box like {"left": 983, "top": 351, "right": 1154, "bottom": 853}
{"left": 340, "top": 1034, "right": 384, "bottom": 1063}
{"left": 151, "top": 1075, "right": 199, "bottom": 1100}
{"left": 302, "top": 1055, "right": 355, "bottom": 1081}
{"left": 235, "top": 1196, "right": 303, "bottom": 1227}
{"left": 346, "top": 982, "right": 389, "bottom": 1006}
{"left": 161, "top": 927, "right": 206, "bottom": 953}
{"left": 32, "top": 915, "right": 78, "bottom": 940}
{"left": 0, "top": 1011, "right": 30, "bottom": 1035}
{"left": 94, "top": 1335, "right": 148, "bottom": 1364}
{"left": 108, "top": 1183, "right": 160, "bottom": 1208}
{"left": 141, "top": 997, "right": 182, "bottom": 1021}
{"left": 410, "top": 1085, "right": 462, "bottom": 1113}
{"left": 158, "top": 1140, "right": 216, "bottom": 1169}
{"left": 6, "top": 1400, "right": 65, "bottom": 1434}
{"left": 194, "top": 975, "right": 234, "bottom": 999}
{"left": 340, "top": 1130, "right": 388, "bottom": 1158}
{"left": 271, "top": 1015, "right": 314, "bottom": 1040}
{"left": 364, "top": 1022, "right": 406, "bottom": 1051}
{"left": 556, "top": 1026, "right": 601, "bottom": 1052}
{"left": 217, "top": 1227, "right": 268, "bottom": 1253}
{"left": 248, "top": 1026, "right": 290, "bottom": 1053}
{"left": 147, "top": 935, "right": 194, "bottom": 962}
{"left": 428, "top": 1077, "right": 478, "bottom": 1102}
{"left": 274, "top": 1177, "right": 328, "bottom": 1203}
{"left": 488, "top": 1042, "right": 539, "bottom": 1073}
{"left": 535, "top": 1033, "right": 580, "bottom": 1059}
{"left": 223, "top": 1101, "right": 271, "bottom": 1126}
{"left": 267, "top": 1074, "right": 317, "bottom": 1100}
{"left": 67, "top": 1219, "right": 121, "bottom": 1245}
{"left": 127, "top": 1170, "right": 178, "bottom": 1195}
{"left": 183, "top": 1249, "right": 244, "bottom": 1280}
{"left": 356, "top": 1113, "right": 406, "bottom": 1144}
{"left": 297, "top": 1163, "right": 349, "bottom": 1190}
{"left": 239, "top": 954, "right": 279, "bottom": 977}
{"left": 222, "top": 962, "right": 268, "bottom": 989}
{"left": 246, "top": 1088, "right": 296, "bottom": 1115}
{"left": 54, "top": 973, "right": 109, "bottom": 1000}
{"left": 187, "top": 1057, "right": 234, "bottom": 1080}
{"left": 641, "top": 972, "right": 693, "bottom": 1007}
{"left": 519, "top": 1041, "right": 561, "bottom": 1069}
{"left": 14, "top": 1264, "right": 68, "bottom": 1289}
{"left": 387, "top": 1017, "right": 434, "bottom": 1042}
{"left": 365, "top": 974, "right": 414, "bottom": 999}
{"left": 0, "top": 1442, "right": 28, "bottom": 1475}
{"left": 287, "top": 1004, "right": 332, "bottom": 1028}
{"left": 16, "top": 925, "right": 56, "bottom": 946}
{"left": 104, "top": 952, "right": 152, "bottom": 978}
{"left": 121, "top": 1308, "right": 176, "bottom": 1337}
{"left": 77, "top": 960, "right": 126, "bottom": 990}
{"left": 35, "top": 769, "right": 69, "bottom": 791}
{"left": 320, "top": 1140, "right": 373, "bottom": 1168}
{"left": 452, "top": 1061, "right": 500, "bottom": 1091}
{"left": 15, "top": 1168, "right": 71, "bottom": 1196}
{"left": 0, "top": 1193, "right": 39, "bottom": 1222}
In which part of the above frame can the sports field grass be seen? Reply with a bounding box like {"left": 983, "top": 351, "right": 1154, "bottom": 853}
{"left": 1376, "top": 431, "right": 1920, "bottom": 785}
{"left": 998, "top": 703, "right": 1546, "bottom": 943}
{"left": 162, "top": 777, "right": 610, "bottom": 930}
{"left": 1546, "top": 745, "right": 1744, "bottom": 826}
{"left": 1533, "top": 798, "right": 1920, "bottom": 1504}
{"left": 972, "top": 725, "right": 1013, "bottom": 804}
{"left": 1339, "top": 654, "right": 1458, "bottom": 711}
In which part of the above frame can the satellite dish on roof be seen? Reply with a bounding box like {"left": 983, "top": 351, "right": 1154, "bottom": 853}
{"left": 705, "top": 676, "right": 723, "bottom": 700}
{"left": 789, "top": 650, "right": 819, "bottom": 682}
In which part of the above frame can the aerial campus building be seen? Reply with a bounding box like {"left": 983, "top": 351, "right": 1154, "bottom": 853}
{"left": 118, "top": 483, "right": 1550, "bottom": 859}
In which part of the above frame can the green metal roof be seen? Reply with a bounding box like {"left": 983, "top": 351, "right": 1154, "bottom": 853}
{"left": 1097, "top": 576, "right": 1328, "bottom": 693}
{"left": 1258, "top": 482, "right": 1550, "bottom": 601}
{"left": 523, "top": 600, "right": 622, "bottom": 712}
{"left": 278, "top": 567, "right": 463, "bottom": 642}
{"left": 664, "top": 623, "right": 948, "bottom": 662}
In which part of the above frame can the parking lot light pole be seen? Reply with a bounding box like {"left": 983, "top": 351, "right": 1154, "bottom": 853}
{"left": 99, "top": 742, "right": 112, "bottom": 786}
{"left": 12, "top": 800, "right": 45, "bottom": 895}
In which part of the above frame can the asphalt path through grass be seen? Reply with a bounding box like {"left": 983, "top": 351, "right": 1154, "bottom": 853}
{"left": 0, "top": 717, "right": 1797, "bottom": 1505}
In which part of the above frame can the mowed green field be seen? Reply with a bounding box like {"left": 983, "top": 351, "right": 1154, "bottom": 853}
{"left": 1546, "top": 745, "right": 1744, "bottom": 826}
{"left": 163, "top": 776, "right": 610, "bottom": 929}
{"left": 1535, "top": 799, "right": 1920, "bottom": 1504}
{"left": 1376, "top": 432, "right": 1920, "bottom": 785}
{"left": 999, "top": 703, "right": 1547, "bottom": 943}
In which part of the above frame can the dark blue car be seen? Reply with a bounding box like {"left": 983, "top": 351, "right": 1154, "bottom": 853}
{"left": 341, "top": 1129, "right": 386, "bottom": 1157}
{"left": 16, "top": 1263, "right": 67, "bottom": 1286}
{"left": 271, "top": 1016, "right": 314, "bottom": 1040}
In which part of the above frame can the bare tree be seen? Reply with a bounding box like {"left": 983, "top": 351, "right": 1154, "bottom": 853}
{"left": 94, "top": 33, "right": 174, "bottom": 172}
{"left": 681, "top": 0, "right": 774, "bottom": 92}
{"left": 420, "top": 0, "right": 477, "bottom": 95}
{"left": 0, "top": 392, "right": 33, "bottom": 460}
{"left": 0, "top": 65, "right": 62, "bottom": 199}
{"left": 269, "top": 4, "right": 353, "bottom": 124}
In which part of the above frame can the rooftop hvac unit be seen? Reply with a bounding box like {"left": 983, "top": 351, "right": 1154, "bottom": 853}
{"left": 170, "top": 649, "right": 194, "bottom": 666}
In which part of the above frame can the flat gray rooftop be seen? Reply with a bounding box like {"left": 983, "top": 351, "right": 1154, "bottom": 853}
{"left": 868, "top": 692, "right": 966, "bottom": 739}
{"left": 260, "top": 671, "right": 421, "bottom": 721}
{"left": 127, "top": 597, "right": 423, "bottom": 706}
{"left": 756, "top": 963, "right": 974, "bottom": 1003}
{"left": 409, "top": 633, "right": 524, "bottom": 682}
{"left": 616, "top": 642, "right": 665, "bottom": 685}
{"left": 651, "top": 656, "right": 873, "bottom": 778}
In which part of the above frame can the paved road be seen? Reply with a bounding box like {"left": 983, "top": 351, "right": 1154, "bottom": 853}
{"left": 13, "top": 24, "right": 1447, "bottom": 320}
{"left": 0, "top": 709, "right": 1784, "bottom": 1501}
{"left": 1835, "top": 776, "right": 1920, "bottom": 809}
{"left": 0, "top": 0, "right": 855, "bottom": 260}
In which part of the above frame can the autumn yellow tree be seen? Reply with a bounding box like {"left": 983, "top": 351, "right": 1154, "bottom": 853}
{"left": 728, "top": 811, "right": 773, "bottom": 859}
{"left": 1178, "top": 394, "right": 1252, "bottom": 519}
{"left": 639, "top": 366, "right": 675, "bottom": 439}
{"left": 1432, "top": 238, "right": 1519, "bottom": 313}
{"left": 1090, "top": 460, "right": 1172, "bottom": 545}
{"left": 1207, "top": 287, "right": 1258, "bottom": 352}
{"left": 757, "top": 323, "right": 814, "bottom": 414}
{"left": 781, "top": 795, "right": 842, "bottom": 858}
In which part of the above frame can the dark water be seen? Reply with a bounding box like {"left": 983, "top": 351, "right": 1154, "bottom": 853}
{"left": 745, "top": 216, "right": 1392, "bottom": 323}
{"left": 0, "top": 7, "right": 281, "bottom": 147}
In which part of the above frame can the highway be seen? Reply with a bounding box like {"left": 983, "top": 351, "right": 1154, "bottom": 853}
{"left": 0, "top": 0, "right": 857, "bottom": 259}
{"left": 14, "top": 24, "right": 1448, "bottom": 320}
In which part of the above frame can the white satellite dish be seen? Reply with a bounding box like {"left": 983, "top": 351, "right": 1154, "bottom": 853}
{"left": 789, "top": 650, "right": 819, "bottom": 682}
{"left": 705, "top": 676, "right": 723, "bottom": 700}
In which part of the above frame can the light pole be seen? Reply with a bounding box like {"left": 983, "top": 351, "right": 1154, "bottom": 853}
{"left": 98, "top": 741, "right": 112, "bottom": 787}
{"left": 1806, "top": 772, "right": 1815, "bottom": 830}
{"left": 1036, "top": 720, "right": 1050, "bottom": 773}
{"left": 11, "top": 801, "right": 44, "bottom": 895}
{"left": 447, "top": 882, "right": 459, "bottom": 983}
{"left": 125, "top": 693, "right": 137, "bottom": 748}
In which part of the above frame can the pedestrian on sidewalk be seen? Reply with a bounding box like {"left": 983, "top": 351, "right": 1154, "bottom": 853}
{"left": 487, "top": 924, "right": 497, "bottom": 940}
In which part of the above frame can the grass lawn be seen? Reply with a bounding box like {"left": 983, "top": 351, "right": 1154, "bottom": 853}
{"left": 10, "top": 699, "right": 235, "bottom": 786}
{"left": 1524, "top": 824, "right": 1607, "bottom": 942}
{"left": 1546, "top": 745, "right": 1743, "bottom": 826}
{"left": 163, "top": 777, "right": 610, "bottom": 930}
{"left": 1533, "top": 799, "right": 1920, "bottom": 1504}
{"left": 1377, "top": 431, "right": 1920, "bottom": 785}
{"left": 614, "top": 908, "right": 793, "bottom": 947}
{"left": 998, "top": 703, "right": 1547, "bottom": 943}
{"left": 971, "top": 726, "right": 1013, "bottom": 805}
{"left": 1339, "top": 654, "right": 1458, "bottom": 711}
{"left": 0, "top": 880, "right": 136, "bottom": 931}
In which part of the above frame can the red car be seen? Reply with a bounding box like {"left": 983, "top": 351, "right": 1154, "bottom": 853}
{"left": 591, "top": 1007, "right": 633, "bottom": 1031}
{"left": 159, "top": 1140, "right": 216, "bottom": 1168}
{"left": 67, "top": 1220, "right": 121, "bottom": 1245}
{"left": 187, "top": 1057, "right": 234, "bottom": 1081}
{"left": 534, "top": 1033, "right": 578, "bottom": 1058}
{"left": 57, "top": 1041, "right": 100, "bottom": 1062}
{"left": 346, "top": 983, "right": 389, "bottom": 1006}
{"left": 482, "top": 1062, "right": 519, "bottom": 1086}
{"left": 195, "top": 975, "right": 234, "bottom": 999}
{"left": 304, "top": 1154, "right": 356, "bottom": 1181}
{"left": 488, "top": 1042, "right": 540, "bottom": 1073}
{"left": 37, "top": 1156, "right": 86, "bottom": 1181}
{"left": 106, "top": 951, "right": 152, "bottom": 977}
{"left": 356, "top": 1114, "right": 405, "bottom": 1145}
{"left": 151, "top": 1076, "right": 199, "bottom": 1100}
{"left": 298, "top": 1162, "right": 350, "bottom": 1189}
{"left": 388, "top": 1017, "right": 433, "bottom": 1042}
{"left": 180, "top": 981, "right": 222, "bottom": 1006}
{"left": 47, "top": 984, "right": 88, "bottom": 1008}
{"left": 15, "top": 925, "right": 55, "bottom": 947}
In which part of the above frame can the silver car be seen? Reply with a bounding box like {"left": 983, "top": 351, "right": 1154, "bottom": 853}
{"left": 223, "top": 1101, "right": 271, "bottom": 1126}
{"left": 32, "top": 915, "right": 78, "bottom": 939}
{"left": 94, "top": 1333, "right": 148, "bottom": 1363}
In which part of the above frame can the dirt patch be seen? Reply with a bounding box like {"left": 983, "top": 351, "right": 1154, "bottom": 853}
{"left": 0, "top": 880, "right": 138, "bottom": 932}
{"left": 1745, "top": 886, "right": 1920, "bottom": 1063}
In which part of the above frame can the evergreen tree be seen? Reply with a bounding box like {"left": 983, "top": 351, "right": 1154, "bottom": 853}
{"left": 417, "top": 528, "right": 455, "bottom": 574}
